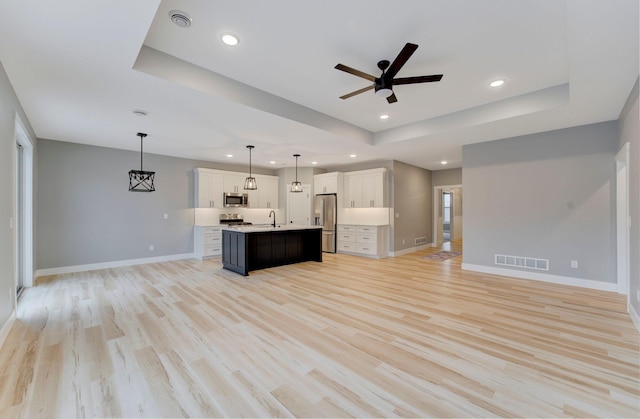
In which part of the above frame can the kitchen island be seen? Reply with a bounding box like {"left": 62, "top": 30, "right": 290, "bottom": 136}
{"left": 221, "top": 225, "right": 322, "bottom": 276}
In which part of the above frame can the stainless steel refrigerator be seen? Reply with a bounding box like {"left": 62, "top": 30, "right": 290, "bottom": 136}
{"left": 314, "top": 193, "right": 337, "bottom": 253}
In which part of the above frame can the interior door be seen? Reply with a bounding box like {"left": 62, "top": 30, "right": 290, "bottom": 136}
{"left": 287, "top": 185, "right": 311, "bottom": 225}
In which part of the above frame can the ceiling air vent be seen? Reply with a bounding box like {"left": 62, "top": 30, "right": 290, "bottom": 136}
{"left": 168, "top": 10, "right": 192, "bottom": 28}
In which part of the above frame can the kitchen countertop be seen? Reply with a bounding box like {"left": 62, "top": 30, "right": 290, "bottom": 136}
{"left": 221, "top": 224, "right": 322, "bottom": 233}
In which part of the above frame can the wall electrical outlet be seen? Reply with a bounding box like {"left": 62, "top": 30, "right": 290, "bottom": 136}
{"left": 571, "top": 260, "right": 578, "bottom": 269}
{"left": 149, "top": 245, "right": 154, "bottom": 251}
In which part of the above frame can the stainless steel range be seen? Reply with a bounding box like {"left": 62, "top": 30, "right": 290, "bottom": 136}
{"left": 219, "top": 213, "right": 252, "bottom": 226}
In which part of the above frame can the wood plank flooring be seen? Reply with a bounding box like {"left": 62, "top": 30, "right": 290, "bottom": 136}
{"left": 1, "top": 241, "right": 638, "bottom": 418}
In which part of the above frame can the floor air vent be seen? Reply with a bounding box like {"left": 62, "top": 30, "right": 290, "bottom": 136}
{"left": 495, "top": 254, "right": 549, "bottom": 271}
{"left": 415, "top": 237, "right": 427, "bottom": 245}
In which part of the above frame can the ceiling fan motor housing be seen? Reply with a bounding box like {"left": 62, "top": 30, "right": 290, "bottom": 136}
{"left": 374, "top": 77, "right": 392, "bottom": 94}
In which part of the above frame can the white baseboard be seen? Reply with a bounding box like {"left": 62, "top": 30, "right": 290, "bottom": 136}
{"left": 35, "top": 253, "right": 197, "bottom": 278}
{"left": 461, "top": 263, "right": 618, "bottom": 293}
{"left": 389, "top": 243, "right": 434, "bottom": 257}
{"left": 629, "top": 302, "right": 640, "bottom": 334}
{"left": 0, "top": 311, "right": 16, "bottom": 350}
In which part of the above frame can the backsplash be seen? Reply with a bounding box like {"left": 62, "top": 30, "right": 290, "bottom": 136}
{"left": 194, "top": 208, "right": 282, "bottom": 226}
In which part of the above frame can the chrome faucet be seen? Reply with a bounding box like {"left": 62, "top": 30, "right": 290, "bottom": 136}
{"left": 269, "top": 210, "right": 276, "bottom": 227}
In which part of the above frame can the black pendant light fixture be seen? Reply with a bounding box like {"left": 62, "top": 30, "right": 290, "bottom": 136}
{"left": 128, "top": 132, "right": 155, "bottom": 192}
{"left": 291, "top": 154, "right": 303, "bottom": 192}
{"left": 244, "top": 145, "right": 258, "bottom": 190}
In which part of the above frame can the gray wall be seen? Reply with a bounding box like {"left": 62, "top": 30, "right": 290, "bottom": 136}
{"left": 432, "top": 168, "right": 462, "bottom": 186}
{"left": 36, "top": 139, "right": 276, "bottom": 270}
{"left": 392, "top": 161, "right": 432, "bottom": 252}
{"left": 618, "top": 78, "right": 639, "bottom": 313}
{"left": 463, "top": 121, "right": 619, "bottom": 283}
{"left": 0, "top": 61, "right": 36, "bottom": 331}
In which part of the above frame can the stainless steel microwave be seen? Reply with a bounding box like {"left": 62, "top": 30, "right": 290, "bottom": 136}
{"left": 223, "top": 192, "right": 249, "bottom": 207}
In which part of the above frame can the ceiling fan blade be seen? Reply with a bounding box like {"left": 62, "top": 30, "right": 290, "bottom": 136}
{"left": 384, "top": 43, "right": 418, "bottom": 80}
{"left": 339, "top": 84, "right": 374, "bottom": 100}
{"left": 393, "top": 74, "right": 443, "bottom": 85}
{"left": 386, "top": 92, "right": 398, "bottom": 104}
{"left": 335, "top": 64, "right": 376, "bottom": 82}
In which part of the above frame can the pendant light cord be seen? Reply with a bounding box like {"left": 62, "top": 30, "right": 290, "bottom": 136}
{"left": 138, "top": 132, "right": 147, "bottom": 171}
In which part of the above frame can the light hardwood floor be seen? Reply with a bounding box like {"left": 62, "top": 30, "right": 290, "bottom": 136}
{"left": 1, "top": 241, "right": 638, "bottom": 418}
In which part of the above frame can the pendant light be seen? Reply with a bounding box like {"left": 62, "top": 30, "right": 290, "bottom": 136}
{"left": 128, "top": 132, "right": 155, "bottom": 192}
{"left": 291, "top": 154, "right": 303, "bottom": 193}
{"left": 244, "top": 145, "right": 258, "bottom": 190}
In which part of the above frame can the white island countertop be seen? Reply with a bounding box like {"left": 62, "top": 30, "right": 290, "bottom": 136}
{"left": 221, "top": 224, "right": 322, "bottom": 233}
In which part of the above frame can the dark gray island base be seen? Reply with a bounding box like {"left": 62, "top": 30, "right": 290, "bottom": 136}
{"left": 222, "top": 225, "right": 322, "bottom": 276}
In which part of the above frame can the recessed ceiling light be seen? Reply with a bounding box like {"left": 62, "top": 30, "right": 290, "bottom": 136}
{"left": 441, "top": 160, "right": 448, "bottom": 165}
{"left": 489, "top": 79, "right": 505, "bottom": 88}
{"left": 312, "top": 161, "right": 318, "bottom": 165}
{"left": 168, "top": 10, "right": 192, "bottom": 28}
{"left": 221, "top": 33, "right": 239, "bottom": 46}
{"left": 226, "top": 154, "right": 233, "bottom": 158}
{"left": 269, "top": 161, "right": 276, "bottom": 164}
{"left": 350, "top": 154, "right": 357, "bottom": 158}
{"left": 379, "top": 114, "right": 389, "bottom": 120}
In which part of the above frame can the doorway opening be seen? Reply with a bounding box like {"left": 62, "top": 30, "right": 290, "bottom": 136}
{"left": 433, "top": 184, "right": 462, "bottom": 247}
{"left": 443, "top": 191, "right": 451, "bottom": 242}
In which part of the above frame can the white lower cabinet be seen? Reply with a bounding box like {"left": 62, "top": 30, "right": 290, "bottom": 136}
{"left": 194, "top": 226, "right": 222, "bottom": 259}
{"left": 337, "top": 225, "right": 388, "bottom": 258}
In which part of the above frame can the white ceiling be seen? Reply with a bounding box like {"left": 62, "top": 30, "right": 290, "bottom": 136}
{"left": 0, "top": 0, "right": 637, "bottom": 171}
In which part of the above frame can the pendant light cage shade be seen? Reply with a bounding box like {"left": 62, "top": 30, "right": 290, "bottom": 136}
{"left": 244, "top": 145, "right": 258, "bottom": 190}
{"left": 244, "top": 176, "right": 258, "bottom": 190}
{"left": 291, "top": 153, "right": 303, "bottom": 192}
{"left": 129, "top": 170, "right": 155, "bottom": 192}
{"left": 291, "top": 181, "right": 303, "bottom": 192}
{"left": 129, "top": 132, "right": 156, "bottom": 192}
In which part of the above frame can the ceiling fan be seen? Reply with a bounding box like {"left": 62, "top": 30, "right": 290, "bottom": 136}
{"left": 335, "top": 42, "right": 443, "bottom": 104}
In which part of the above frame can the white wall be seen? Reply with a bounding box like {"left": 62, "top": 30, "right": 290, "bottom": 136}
{"left": 0, "top": 61, "right": 36, "bottom": 338}
{"left": 618, "top": 78, "right": 639, "bottom": 318}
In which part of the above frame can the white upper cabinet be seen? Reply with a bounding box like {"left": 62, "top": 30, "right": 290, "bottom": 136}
{"left": 247, "top": 175, "right": 278, "bottom": 208}
{"left": 223, "top": 174, "right": 246, "bottom": 193}
{"left": 195, "top": 168, "right": 279, "bottom": 209}
{"left": 314, "top": 172, "right": 341, "bottom": 194}
{"left": 257, "top": 175, "right": 279, "bottom": 209}
{"left": 194, "top": 169, "right": 224, "bottom": 208}
{"left": 343, "top": 168, "right": 387, "bottom": 208}
{"left": 344, "top": 173, "right": 364, "bottom": 208}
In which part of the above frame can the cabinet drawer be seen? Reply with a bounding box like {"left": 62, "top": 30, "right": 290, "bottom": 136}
{"left": 203, "top": 227, "right": 222, "bottom": 234}
{"left": 203, "top": 235, "right": 221, "bottom": 245}
{"left": 338, "top": 233, "right": 355, "bottom": 241}
{"left": 204, "top": 245, "right": 222, "bottom": 256}
{"left": 337, "top": 225, "right": 356, "bottom": 232}
{"left": 356, "top": 226, "right": 377, "bottom": 233}
{"left": 355, "top": 243, "right": 377, "bottom": 255}
{"left": 337, "top": 242, "right": 356, "bottom": 252}
{"left": 356, "top": 233, "right": 377, "bottom": 244}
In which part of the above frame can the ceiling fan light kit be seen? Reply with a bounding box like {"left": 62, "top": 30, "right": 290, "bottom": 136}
{"left": 335, "top": 42, "right": 443, "bottom": 104}
{"left": 128, "top": 132, "right": 155, "bottom": 192}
